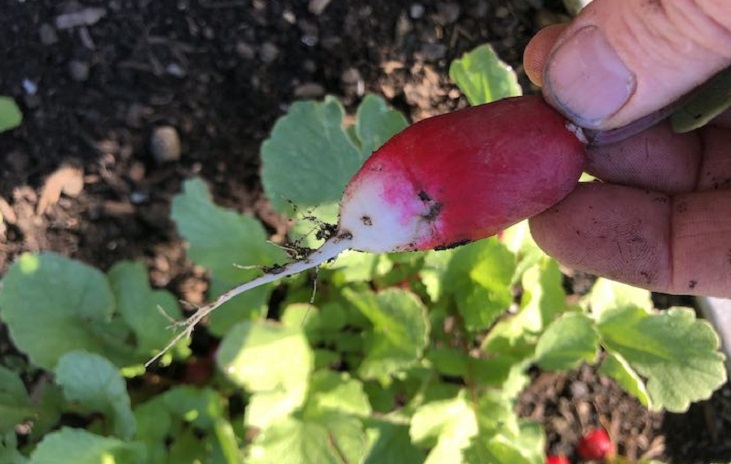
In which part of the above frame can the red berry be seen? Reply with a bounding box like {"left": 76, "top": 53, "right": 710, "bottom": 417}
{"left": 546, "top": 454, "right": 571, "bottom": 464}
{"left": 577, "top": 428, "right": 615, "bottom": 461}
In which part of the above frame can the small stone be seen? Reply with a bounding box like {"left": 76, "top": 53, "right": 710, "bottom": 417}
{"left": 235, "top": 41, "right": 256, "bottom": 60}
{"left": 436, "top": 2, "right": 461, "bottom": 24}
{"left": 341, "top": 67, "right": 362, "bottom": 85}
{"left": 469, "top": 0, "right": 489, "bottom": 18}
{"left": 165, "top": 63, "right": 186, "bottom": 78}
{"left": 293, "top": 82, "right": 325, "bottom": 99}
{"left": 420, "top": 42, "right": 447, "bottom": 62}
{"left": 68, "top": 60, "right": 90, "bottom": 81}
{"left": 282, "top": 10, "right": 296, "bottom": 24}
{"left": 409, "top": 3, "right": 425, "bottom": 19}
{"left": 55, "top": 7, "right": 106, "bottom": 29}
{"left": 308, "top": 0, "right": 332, "bottom": 16}
{"left": 259, "top": 42, "right": 279, "bottom": 63}
{"left": 150, "top": 126, "right": 181, "bottom": 163}
{"left": 38, "top": 23, "right": 58, "bottom": 45}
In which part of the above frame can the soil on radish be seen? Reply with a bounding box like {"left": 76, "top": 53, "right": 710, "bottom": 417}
{"left": 0, "top": 1, "right": 728, "bottom": 462}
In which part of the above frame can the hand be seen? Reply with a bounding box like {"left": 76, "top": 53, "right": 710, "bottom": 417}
{"left": 524, "top": 0, "right": 731, "bottom": 297}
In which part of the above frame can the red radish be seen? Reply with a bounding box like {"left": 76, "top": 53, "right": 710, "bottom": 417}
{"left": 577, "top": 428, "right": 615, "bottom": 461}
{"left": 148, "top": 96, "right": 586, "bottom": 364}
{"left": 546, "top": 455, "right": 571, "bottom": 464}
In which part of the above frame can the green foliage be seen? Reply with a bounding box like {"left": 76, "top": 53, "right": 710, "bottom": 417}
{"left": 449, "top": 44, "right": 522, "bottom": 105}
{"left": 55, "top": 351, "right": 136, "bottom": 440}
{"left": 171, "top": 178, "right": 286, "bottom": 335}
{"left": 0, "top": 44, "right": 726, "bottom": 463}
{"left": 0, "top": 97, "right": 22, "bottom": 132}
{"left": 261, "top": 94, "right": 407, "bottom": 219}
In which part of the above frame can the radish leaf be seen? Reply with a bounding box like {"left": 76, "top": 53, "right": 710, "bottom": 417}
{"left": 0, "top": 253, "right": 125, "bottom": 369}
{"left": 217, "top": 320, "right": 312, "bottom": 408}
{"left": 410, "top": 393, "right": 478, "bottom": 461}
{"left": 449, "top": 44, "right": 522, "bottom": 106}
{"left": 248, "top": 414, "right": 366, "bottom": 464}
{"left": 343, "top": 288, "right": 429, "bottom": 382}
{"left": 107, "top": 261, "right": 186, "bottom": 358}
{"left": 261, "top": 95, "right": 406, "bottom": 217}
{"left": 598, "top": 306, "right": 727, "bottom": 412}
{"left": 0, "top": 366, "right": 34, "bottom": 434}
{"left": 171, "top": 178, "right": 286, "bottom": 335}
{"left": 0, "top": 97, "right": 22, "bottom": 132}
{"left": 444, "top": 239, "right": 515, "bottom": 331}
{"left": 28, "top": 428, "right": 146, "bottom": 464}
{"left": 55, "top": 351, "right": 136, "bottom": 440}
{"left": 364, "top": 419, "right": 425, "bottom": 464}
{"left": 598, "top": 352, "right": 652, "bottom": 408}
{"left": 535, "top": 312, "right": 600, "bottom": 371}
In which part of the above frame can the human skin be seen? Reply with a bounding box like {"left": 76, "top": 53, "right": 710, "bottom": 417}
{"left": 524, "top": 0, "right": 731, "bottom": 297}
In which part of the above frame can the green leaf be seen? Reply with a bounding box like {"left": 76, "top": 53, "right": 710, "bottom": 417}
{"left": 598, "top": 352, "right": 652, "bottom": 408}
{"left": 588, "top": 278, "right": 653, "bottom": 317}
{"left": 0, "top": 433, "right": 27, "bottom": 464}
{"left": 343, "top": 289, "right": 429, "bottom": 382}
{"left": 410, "top": 392, "right": 478, "bottom": 464}
{"left": 171, "top": 178, "right": 285, "bottom": 335}
{"left": 535, "top": 312, "right": 599, "bottom": 371}
{"left": 671, "top": 66, "right": 731, "bottom": 133}
{"left": 28, "top": 428, "right": 146, "bottom": 464}
{"left": 354, "top": 94, "right": 409, "bottom": 157}
{"left": 444, "top": 239, "right": 515, "bottom": 331}
{"left": 248, "top": 414, "right": 367, "bottom": 464}
{"left": 449, "top": 44, "right": 522, "bottom": 106}
{"left": 217, "top": 320, "right": 313, "bottom": 391}
{"left": 305, "top": 370, "right": 372, "bottom": 418}
{"left": 107, "top": 261, "right": 186, "bottom": 358}
{"left": 261, "top": 95, "right": 406, "bottom": 216}
{"left": 482, "top": 258, "right": 566, "bottom": 358}
{"left": 464, "top": 421, "right": 545, "bottom": 464}
{"left": 598, "top": 306, "right": 727, "bottom": 412}
{"left": 55, "top": 351, "right": 136, "bottom": 440}
{"left": 0, "top": 97, "right": 22, "bottom": 132}
{"left": 0, "top": 366, "right": 34, "bottom": 433}
{"left": 0, "top": 253, "right": 127, "bottom": 369}
{"left": 261, "top": 97, "right": 364, "bottom": 214}
{"left": 364, "top": 419, "right": 425, "bottom": 464}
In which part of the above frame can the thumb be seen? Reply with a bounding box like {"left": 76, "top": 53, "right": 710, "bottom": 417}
{"left": 542, "top": 0, "right": 731, "bottom": 130}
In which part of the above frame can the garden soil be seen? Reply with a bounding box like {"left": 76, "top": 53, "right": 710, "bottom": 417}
{"left": 1, "top": 1, "right": 730, "bottom": 462}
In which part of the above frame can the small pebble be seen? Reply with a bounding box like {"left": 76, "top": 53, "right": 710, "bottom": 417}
{"left": 436, "top": 2, "right": 461, "bottom": 24}
{"left": 38, "top": 23, "right": 58, "bottom": 45}
{"left": 341, "top": 67, "right": 362, "bottom": 85}
{"left": 235, "top": 41, "right": 256, "bottom": 60}
{"left": 308, "top": 0, "right": 332, "bottom": 15}
{"left": 294, "top": 82, "right": 325, "bottom": 99}
{"left": 259, "top": 42, "right": 279, "bottom": 63}
{"left": 150, "top": 126, "right": 181, "bottom": 163}
{"left": 420, "top": 42, "right": 447, "bottom": 62}
{"left": 68, "top": 60, "right": 90, "bottom": 82}
{"left": 165, "top": 63, "right": 186, "bottom": 78}
{"left": 409, "top": 3, "right": 425, "bottom": 19}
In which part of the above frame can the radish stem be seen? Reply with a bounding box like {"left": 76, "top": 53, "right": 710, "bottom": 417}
{"left": 146, "top": 233, "right": 352, "bottom": 366}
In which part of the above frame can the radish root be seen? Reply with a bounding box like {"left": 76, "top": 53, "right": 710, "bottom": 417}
{"left": 146, "top": 234, "right": 352, "bottom": 367}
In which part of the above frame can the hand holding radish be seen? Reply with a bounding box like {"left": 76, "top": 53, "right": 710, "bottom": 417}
{"left": 525, "top": 0, "right": 731, "bottom": 298}
{"left": 148, "top": 96, "right": 587, "bottom": 364}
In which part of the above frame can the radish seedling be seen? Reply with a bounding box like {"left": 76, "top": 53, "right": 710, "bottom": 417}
{"left": 149, "top": 95, "right": 586, "bottom": 365}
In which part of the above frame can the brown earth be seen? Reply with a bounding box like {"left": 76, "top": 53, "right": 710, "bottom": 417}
{"left": 1, "top": 1, "right": 729, "bottom": 462}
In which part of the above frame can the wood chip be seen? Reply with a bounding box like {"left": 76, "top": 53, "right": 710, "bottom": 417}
{"left": 36, "top": 166, "right": 84, "bottom": 215}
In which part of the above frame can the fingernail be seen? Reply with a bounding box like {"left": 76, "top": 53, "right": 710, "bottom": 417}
{"left": 544, "top": 25, "right": 636, "bottom": 128}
